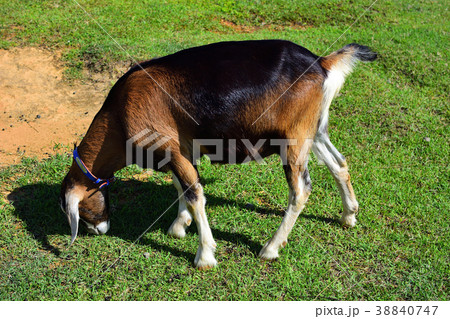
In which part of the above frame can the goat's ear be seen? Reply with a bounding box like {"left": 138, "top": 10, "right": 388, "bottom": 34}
{"left": 66, "top": 191, "right": 82, "bottom": 246}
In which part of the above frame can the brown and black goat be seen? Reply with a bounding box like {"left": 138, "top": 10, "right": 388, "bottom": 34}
{"left": 60, "top": 40, "right": 377, "bottom": 269}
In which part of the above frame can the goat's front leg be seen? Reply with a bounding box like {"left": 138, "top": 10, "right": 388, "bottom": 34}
{"left": 312, "top": 133, "right": 359, "bottom": 227}
{"left": 171, "top": 155, "right": 217, "bottom": 269}
{"left": 168, "top": 174, "right": 193, "bottom": 238}
{"left": 259, "top": 144, "right": 312, "bottom": 260}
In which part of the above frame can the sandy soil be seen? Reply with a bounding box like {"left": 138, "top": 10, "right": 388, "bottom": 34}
{"left": 0, "top": 47, "right": 126, "bottom": 167}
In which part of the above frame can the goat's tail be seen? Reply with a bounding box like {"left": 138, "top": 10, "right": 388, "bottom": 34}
{"left": 320, "top": 43, "right": 377, "bottom": 73}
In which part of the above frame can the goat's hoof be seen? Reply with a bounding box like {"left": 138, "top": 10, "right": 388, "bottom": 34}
{"left": 258, "top": 244, "right": 279, "bottom": 260}
{"left": 340, "top": 214, "right": 357, "bottom": 228}
{"left": 195, "top": 257, "right": 217, "bottom": 270}
{"left": 167, "top": 223, "right": 187, "bottom": 238}
{"left": 167, "top": 228, "right": 186, "bottom": 238}
{"left": 196, "top": 265, "right": 215, "bottom": 271}
{"left": 194, "top": 246, "right": 217, "bottom": 269}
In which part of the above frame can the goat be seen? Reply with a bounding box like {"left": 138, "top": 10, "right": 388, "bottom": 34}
{"left": 60, "top": 40, "right": 377, "bottom": 269}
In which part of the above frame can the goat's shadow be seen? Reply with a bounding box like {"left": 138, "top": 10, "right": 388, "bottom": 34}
{"left": 8, "top": 178, "right": 338, "bottom": 261}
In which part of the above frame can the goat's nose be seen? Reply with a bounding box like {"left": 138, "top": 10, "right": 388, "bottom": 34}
{"left": 95, "top": 220, "right": 110, "bottom": 234}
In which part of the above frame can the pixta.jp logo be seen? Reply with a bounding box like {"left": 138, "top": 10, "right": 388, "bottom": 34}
{"left": 127, "top": 129, "right": 313, "bottom": 169}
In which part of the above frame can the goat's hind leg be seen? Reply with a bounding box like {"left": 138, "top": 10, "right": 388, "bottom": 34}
{"left": 312, "top": 133, "right": 359, "bottom": 227}
{"left": 167, "top": 173, "right": 193, "bottom": 238}
{"left": 259, "top": 143, "right": 312, "bottom": 260}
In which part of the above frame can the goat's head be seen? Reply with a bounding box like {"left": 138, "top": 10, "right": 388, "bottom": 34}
{"left": 60, "top": 163, "right": 110, "bottom": 245}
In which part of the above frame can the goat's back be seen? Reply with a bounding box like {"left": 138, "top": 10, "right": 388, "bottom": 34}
{"left": 104, "top": 40, "right": 328, "bottom": 162}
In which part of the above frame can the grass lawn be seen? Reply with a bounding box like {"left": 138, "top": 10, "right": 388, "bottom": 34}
{"left": 0, "top": 0, "right": 448, "bottom": 300}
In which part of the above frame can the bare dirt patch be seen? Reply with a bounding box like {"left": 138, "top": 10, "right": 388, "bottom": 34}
{"left": 0, "top": 47, "right": 125, "bottom": 167}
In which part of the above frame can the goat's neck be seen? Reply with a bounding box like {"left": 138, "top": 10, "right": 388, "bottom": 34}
{"left": 77, "top": 111, "right": 126, "bottom": 179}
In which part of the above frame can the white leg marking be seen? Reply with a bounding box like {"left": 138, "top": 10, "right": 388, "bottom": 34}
{"left": 259, "top": 164, "right": 310, "bottom": 260}
{"left": 259, "top": 190, "right": 303, "bottom": 260}
{"left": 312, "top": 134, "right": 359, "bottom": 227}
{"left": 168, "top": 174, "right": 193, "bottom": 238}
{"left": 187, "top": 184, "right": 217, "bottom": 269}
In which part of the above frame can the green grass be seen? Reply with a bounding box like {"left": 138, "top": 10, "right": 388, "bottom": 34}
{"left": 0, "top": 0, "right": 449, "bottom": 300}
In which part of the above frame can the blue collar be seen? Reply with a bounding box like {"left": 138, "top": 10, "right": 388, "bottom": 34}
{"left": 73, "top": 148, "right": 114, "bottom": 189}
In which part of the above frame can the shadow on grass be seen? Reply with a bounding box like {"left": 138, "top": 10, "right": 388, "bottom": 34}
{"left": 7, "top": 179, "right": 338, "bottom": 262}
